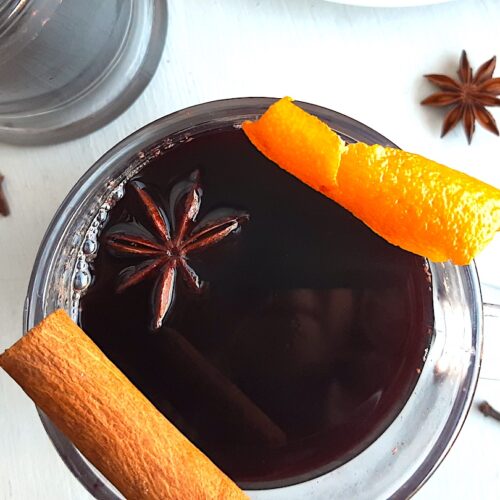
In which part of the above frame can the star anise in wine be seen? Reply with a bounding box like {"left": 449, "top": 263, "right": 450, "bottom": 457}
{"left": 104, "top": 170, "right": 249, "bottom": 330}
{"left": 421, "top": 50, "right": 500, "bottom": 143}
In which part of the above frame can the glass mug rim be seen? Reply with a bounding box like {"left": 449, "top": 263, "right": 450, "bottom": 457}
{"left": 23, "top": 97, "right": 483, "bottom": 499}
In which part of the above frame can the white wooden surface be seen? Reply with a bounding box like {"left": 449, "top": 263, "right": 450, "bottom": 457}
{"left": 1, "top": 0, "right": 500, "bottom": 498}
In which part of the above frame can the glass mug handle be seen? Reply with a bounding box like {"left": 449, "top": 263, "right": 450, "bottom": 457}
{"left": 481, "top": 276, "right": 500, "bottom": 318}
{"left": 484, "top": 302, "right": 500, "bottom": 317}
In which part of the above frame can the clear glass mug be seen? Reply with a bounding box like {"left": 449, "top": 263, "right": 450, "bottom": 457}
{"left": 0, "top": 0, "right": 167, "bottom": 144}
{"left": 24, "top": 98, "right": 491, "bottom": 499}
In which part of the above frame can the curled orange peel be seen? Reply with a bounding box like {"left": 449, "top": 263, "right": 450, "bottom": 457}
{"left": 242, "top": 96, "right": 346, "bottom": 195}
{"left": 242, "top": 97, "right": 500, "bottom": 265}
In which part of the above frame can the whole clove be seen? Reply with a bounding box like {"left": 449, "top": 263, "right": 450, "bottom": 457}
{"left": 479, "top": 401, "right": 500, "bottom": 422}
{"left": 0, "top": 174, "right": 9, "bottom": 216}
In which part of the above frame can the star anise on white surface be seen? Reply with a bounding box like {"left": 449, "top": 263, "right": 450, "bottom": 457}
{"left": 422, "top": 50, "right": 500, "bottom": 143}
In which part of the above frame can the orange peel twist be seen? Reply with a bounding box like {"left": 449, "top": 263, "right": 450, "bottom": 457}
{"left": 242, "top": 97, "right": 500, "bottom": 265}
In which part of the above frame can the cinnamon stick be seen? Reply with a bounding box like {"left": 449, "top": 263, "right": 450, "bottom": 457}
{"left": 0, "top": 310, "right": 247, "bottom": 500}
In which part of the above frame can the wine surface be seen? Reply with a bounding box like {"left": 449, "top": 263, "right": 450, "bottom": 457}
{"left": 80, "top": 127, "right": 433, "bottom": 488}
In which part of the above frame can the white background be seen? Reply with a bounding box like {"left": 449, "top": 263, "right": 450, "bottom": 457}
{"left": 1, "top": 0, "right": 500, "bottom": 498}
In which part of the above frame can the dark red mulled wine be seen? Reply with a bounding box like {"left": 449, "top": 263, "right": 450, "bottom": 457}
{"left": 79, "top": 127, "right": 433, "bottom": 488}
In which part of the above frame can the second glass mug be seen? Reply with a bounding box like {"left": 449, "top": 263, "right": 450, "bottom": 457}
{"left": 0, "top": 0, "right": 167, "bottom": 144}
{"left": 24, "top": 98, "right": 493, "bottom": 499}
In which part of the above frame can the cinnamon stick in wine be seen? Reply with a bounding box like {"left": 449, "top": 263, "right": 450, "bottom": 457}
{"left": 161, "top": 327, "right": 286, "bottom": 446}
{"left": 0, "top": 310, "right": 247, "bottom": 500}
